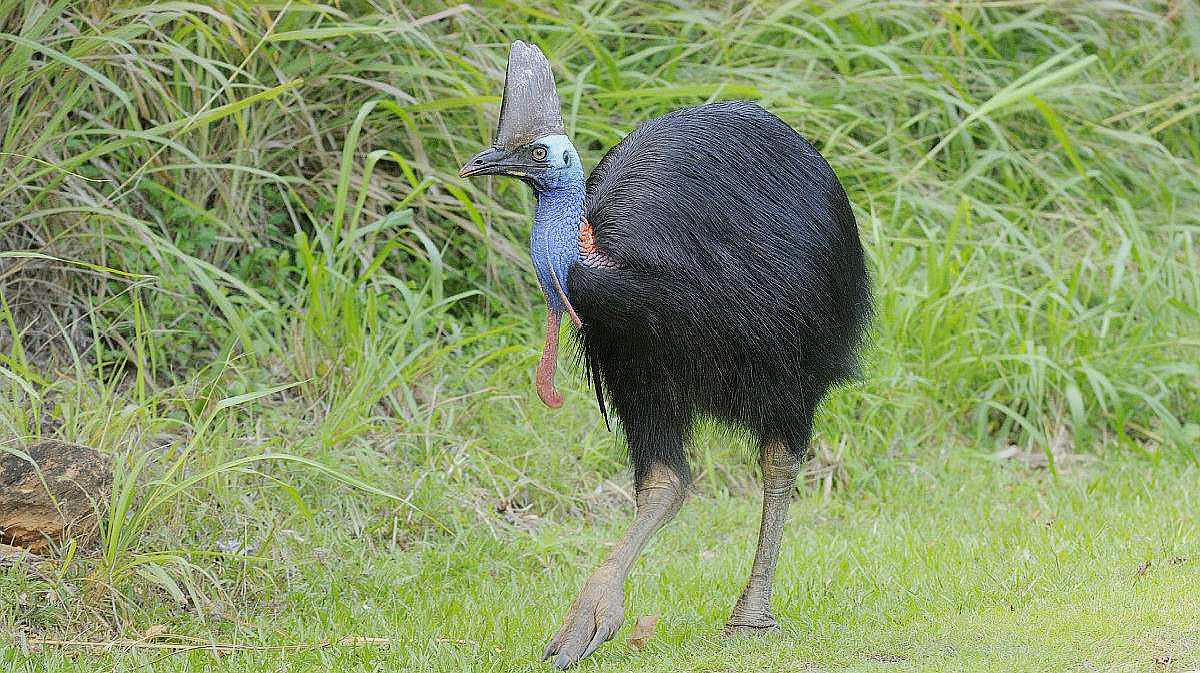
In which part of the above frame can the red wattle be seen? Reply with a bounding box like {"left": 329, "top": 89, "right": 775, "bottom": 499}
{"left": 536, "top": 308, "right": 564, "bottom": 408}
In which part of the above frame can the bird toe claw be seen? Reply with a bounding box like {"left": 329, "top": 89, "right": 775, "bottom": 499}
{"left": 722, "top": 616, "right": 780, "bottom": 638}
{"left": 543, "top": 579, "right": 624, "bottom": 668}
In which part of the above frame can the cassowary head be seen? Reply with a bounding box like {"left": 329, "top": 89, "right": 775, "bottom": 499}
{"left": 459, "top": 41, "right": 582, "bottom": 192}
{"left": 459, "top": 41, "right": 588, "bottom": 409}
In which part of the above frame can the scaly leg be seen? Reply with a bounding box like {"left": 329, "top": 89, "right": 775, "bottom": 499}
{"left": 543, "top": 462, "right": 686, "bottom": 669}
{"left": 724, "top": 437, "right": 802, "bottom": 635}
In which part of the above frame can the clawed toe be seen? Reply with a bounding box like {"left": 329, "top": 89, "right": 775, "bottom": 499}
{"left": 543, "top": 580, "right": 624, "bottom": 668}
{"left": 544, "top": 617, "right": 620, "bottom": 669}
{"left": 544, "top": 622, "right": 618, "bottom": 669}
{"left": 722, "top": 616, "right": 779, "bottom": 637}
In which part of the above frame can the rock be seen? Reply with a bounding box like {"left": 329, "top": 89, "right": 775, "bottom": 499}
{"left": 1, "top": 440, "right": 111, "bottom": 552}
{"left": 0, "top": 542, "right": 42, "bottom": 565}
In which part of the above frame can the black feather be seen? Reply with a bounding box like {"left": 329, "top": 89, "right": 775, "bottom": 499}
{"left": 567, "top": 101, "right": 872, "bottom": 485}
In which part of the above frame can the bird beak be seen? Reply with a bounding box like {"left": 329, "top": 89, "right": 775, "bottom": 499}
{"left": 459, "top": 147, "right": 519, "bottom": 178}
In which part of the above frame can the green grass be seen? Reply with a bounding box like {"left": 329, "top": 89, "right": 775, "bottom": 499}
{"left": 1, "top": 0, "right": 1199, "bottom": 671}
{"left": 6, "top": 455, "right": 1199, "bottom": 671}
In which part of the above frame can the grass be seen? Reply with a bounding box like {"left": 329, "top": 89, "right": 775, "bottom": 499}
{"left": 6, "top": 455, "right": 1199, "bottom": 671}
{"left": 1, "top": 0, "right": 1199, "bottom": 671}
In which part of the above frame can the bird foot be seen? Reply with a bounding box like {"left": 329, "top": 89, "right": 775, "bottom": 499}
{"left": 722, "top": 610, "right": 779, "bottom": 637}
{"left": 543, "top": 573, "right": 625, "bottom": 669}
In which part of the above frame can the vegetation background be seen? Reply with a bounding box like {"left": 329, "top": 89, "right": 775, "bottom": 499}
{"left": 1, "top": 1, "right": 1198, "bottom": 670}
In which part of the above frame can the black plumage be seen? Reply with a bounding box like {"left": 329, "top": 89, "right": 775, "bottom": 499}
{"left": 570, "top": 101, "right": 871, "bottom": 483}
{"left": 460, "top": 44, "right": 871, "bottom": 666}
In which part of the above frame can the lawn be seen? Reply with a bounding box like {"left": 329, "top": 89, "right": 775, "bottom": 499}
{"left": 1, "top": 1, "right": 1198, "bottom": 671}
{"left": 6, "top": 453, "right": 1198, "bottom": 672}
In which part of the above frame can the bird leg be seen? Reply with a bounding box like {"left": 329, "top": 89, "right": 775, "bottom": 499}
{"left": 724, "top": 437, "right": 802, "bottom": 635}
{"left": 543, "top": 463, "right": 686, "bottom": 669}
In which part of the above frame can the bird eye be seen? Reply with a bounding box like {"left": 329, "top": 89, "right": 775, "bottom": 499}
{"left": 563, "top": 150, "right": 570, "bottom": 165}
{"left": 531, "top": 146, "right": 547, "bottom": 161}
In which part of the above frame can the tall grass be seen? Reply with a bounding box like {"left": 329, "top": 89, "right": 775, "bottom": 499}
{"left": 0, "top": 0, "right": 1197, "bottom": 630}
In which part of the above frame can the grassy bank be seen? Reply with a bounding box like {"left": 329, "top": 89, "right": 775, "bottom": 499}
{"left": 7, "top": 455, "right": 1200, "bottom": 671}
{"left": 1, "top": 0, "right": 1198, "bottom": 669}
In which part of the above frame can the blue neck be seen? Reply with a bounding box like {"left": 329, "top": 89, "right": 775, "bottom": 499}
{"left": 530, "top": 175, "right": 585, "bottom": 315}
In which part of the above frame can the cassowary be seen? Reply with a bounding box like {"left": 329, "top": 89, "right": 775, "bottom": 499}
{"left": 459, "top": 42, "right": 871, "bottom": 669}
